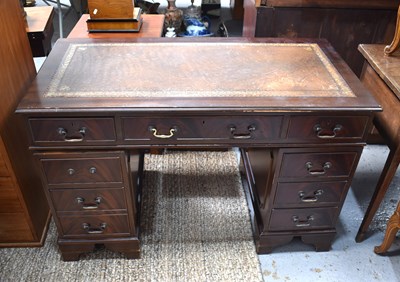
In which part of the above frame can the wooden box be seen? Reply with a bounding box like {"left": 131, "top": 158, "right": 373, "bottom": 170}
{"left": 88, "top": 0, "right": 135, "bottom": 19}
{"left": 87, "top": 8, "right": 142, "bottom": 33}
{"left": 25, "top": 6, "right": 54, "bottom": 57}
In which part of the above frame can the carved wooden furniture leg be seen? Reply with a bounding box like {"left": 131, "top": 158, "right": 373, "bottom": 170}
{"left": 384, "top": 5, "right": 400, "bottom": 55}
{"left": 374, "top": 201, "right": 400, "bottom": 254}
{"left": 356, "top": 146, "right": 400, "bottom": 242}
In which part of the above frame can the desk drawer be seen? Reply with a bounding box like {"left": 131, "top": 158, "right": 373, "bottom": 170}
{"left": 51, "top": 188, "right": 127, "bottom": 212}
{"left": 274, "top": 181, "right": 347, "bottom": 208}
{"left": 269, "top": 207, "right": 338, "bottom": 231}
{"left": 59, "top": 214, "right": 131, "bottom": 237}
{"left": 29, "top": 118, "right": 116, "bottom": 144}
{"left": 121, "top": 116, "right": 283, "bottom": 143}
{"left": 287, "top": 115, "right": 369, "bottom": 141}
{"left": 279, "top": 151, "right": 358, "bottom": 179}
{"left": 40, "top": 156, "right": 124, "bottom": 186}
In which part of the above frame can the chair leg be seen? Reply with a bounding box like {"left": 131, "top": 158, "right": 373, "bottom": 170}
{"left": 374, "top": 202, "right": 400, "bottom": 254}
{"left": 356, "top": 146, "right": 400, "bottom": 242}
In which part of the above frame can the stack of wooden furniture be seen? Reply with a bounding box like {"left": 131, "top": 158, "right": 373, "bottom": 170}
{"left": 0, "top": 0, "right": 49, "bottom": 247}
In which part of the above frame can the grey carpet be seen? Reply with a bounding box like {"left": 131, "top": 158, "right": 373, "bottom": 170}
{"left": 0, "top": 150, "right": 263, "bottom": 281}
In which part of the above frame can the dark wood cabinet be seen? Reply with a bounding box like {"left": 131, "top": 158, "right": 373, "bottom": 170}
{"left": 243, "top": 0, "right": 399, "bottom": 76}
{"left": 0, "top": 0, "right": 50, "bottom": 247}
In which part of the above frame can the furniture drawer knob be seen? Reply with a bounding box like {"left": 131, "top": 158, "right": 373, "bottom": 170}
{"left": 305, "top": 161, "right": 332, "bottom": 175}
{"left": 76, "top": 196, "right": 101, "bottom": 209}
{"left": 313, "top": 124, "right": 342, "bottom": 139}
{"left": 89, "top": 167, "right": 97, "bottom": 174}
{"left": 298, "top": 189, "right": 324, "bottom": 203}
{"left": 67, "top": 168, "right": 75, "bottom": 175}
{"left": 57, "top": 127, "right": 86, "bottom": 142}
{"left": 230, "top": 125, "right": 256, "bottom": 139}
{"left": 149, "top": 126, "right": 177, "bottom": 139}
{"left": 292, "top": 215, "right": 314, "bottom": 227}
{"left": 82, "top": 222, "right": 107, "bottom": 234}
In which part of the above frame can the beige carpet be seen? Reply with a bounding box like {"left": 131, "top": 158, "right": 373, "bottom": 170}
{"left": 0, "top": 150, "right": 263, "bottom": 281}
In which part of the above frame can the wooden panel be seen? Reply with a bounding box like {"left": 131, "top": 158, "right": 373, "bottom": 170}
{"left": 88, "top": 0, "right": 135, "bottom": 19}
{"left": 0, "top": 0, "right": 49, "bottom": 245}
{"left": 360, "top": 62, "right": 400, "bottom": 147}
{"left": 0, "top": 152, "right": 10, "bottom": 177}
{"left": 0, "top": 187, "right": 23, "bottom": 213}
{"left": 0, "top": 213, "right": 34, "bottom": 242}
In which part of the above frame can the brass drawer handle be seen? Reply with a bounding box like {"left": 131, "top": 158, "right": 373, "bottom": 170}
{"left": 82, "top": 222, "right": 107, "bottom": 234}
{"left": 57, "top": 127, "right": 87, "bottom": 142}
{"left": 305, "top": 161, "right": 332, "bottom": 175}
{"left": 149, "top": 126, "right": 177, "bottom": 139}
{"left": 313, "top": 124, "right": 342, "bottom": 139}
{"left": 230, "top": 125, "right": 256, "bottom": 139}
{"left": 292, "top": 215, "right": 314, "bottom": 227}
{"left": 76, "top": 196, "right": 101, "bottom": 210}
{"left": 298, "top": 189, "right": 324, "bottom": 203}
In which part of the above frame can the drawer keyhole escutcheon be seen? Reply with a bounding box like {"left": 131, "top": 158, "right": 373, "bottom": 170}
{"left": 298, "top": 189, "right": 324, "bottom": 203}
{"left": 67, "top": 168, "right": 75, "bottom": 175}
{"left": 149, "top": 126, "right": 178, "bottom": 139}
{"left": 313, "top": 124, "right": 343, "bottom": 139}
{"left": 89, "top": 167, "right": 97, "bottom": 174}
{"left": 230, "top": 124, "right": 256, "bottom": 139}
{"left": 57, "top": 127, "right": 87, "bottom": 142}
{"left": 76, "top": 197, "right": 102, "bottom": 209}
{"left": 305, "top": 161, "right": 332, "bottom": 175}
{"left": 292, "top": 215, "right": 314, "bottom": 227}
{"left": 82, "top": 222, "right": 107, "bottom": 234}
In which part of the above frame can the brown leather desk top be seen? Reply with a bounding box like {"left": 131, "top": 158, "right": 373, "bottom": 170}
{"left": 17, "top": 38, "right": 380, "bottom": 113}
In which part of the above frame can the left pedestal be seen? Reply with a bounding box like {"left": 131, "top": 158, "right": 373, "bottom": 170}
{"left": 35, "top": 150, "right": 143, "bottom": 261}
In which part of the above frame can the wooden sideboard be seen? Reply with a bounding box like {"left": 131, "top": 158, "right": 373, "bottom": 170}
{"left": 0, "top": 0, "right": 50, "bottom": 247}
{"left": 243, "top": 0, "right": 399, "bottom": 77}
{"left": 16, "top": 37, "right": 380, "bottom": 260}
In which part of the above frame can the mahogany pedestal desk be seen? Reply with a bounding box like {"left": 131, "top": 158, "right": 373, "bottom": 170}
{"left": 16, "top": 38, "right": 380, "bottom": 261}
{"left": 355, "top": 44, "right": 400, "bottom": 251}
{"left": 67, "top": 14, "right": 165, "bottom": 38}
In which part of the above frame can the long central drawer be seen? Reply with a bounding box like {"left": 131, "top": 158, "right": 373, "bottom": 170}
{"left": 121, "top": 116, "right": 283, "bottom": 143}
